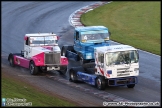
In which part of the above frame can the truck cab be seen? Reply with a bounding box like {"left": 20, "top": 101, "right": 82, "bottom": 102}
{"left": 94, "top": 45, "right": 139, "bottom": 79}
{"left": 24, "top": 33, "right": 59, "bottom": 59}
{"left": 8, "top": 33, "right": 68, "bottom": 75}
{"left": 61, "top": 26, "right": 111, "bottom": 65}
{"left": 68, "top": 44, "right": 139, "bottom": 90}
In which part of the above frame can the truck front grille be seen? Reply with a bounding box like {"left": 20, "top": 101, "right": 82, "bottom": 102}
{"left": 117, "top": 68, "right": 131, "bottom": 76}
{"left": 45, "top": 52, "right": 60, "bottom": 65}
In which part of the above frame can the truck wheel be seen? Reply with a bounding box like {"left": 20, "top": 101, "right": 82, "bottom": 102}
{"left": 58, "top": 66, "right": 67, "bottom": 75}
{"left": 69, "top": 68, "right": 78, "bottom": 83}
{"left": 61, "top": 46, "right": 68, "bottom": 56}
{"left": 96, "top": 76, "right": 106, "bottom": 90}
{"left": 29, "top": 61, "right": 39, "bottom": 75}
{"left": 8, "top": 54, "right": 15, "bottom": 67}
{"left": 127, "top": 84, "right": 135, "bottom": 88}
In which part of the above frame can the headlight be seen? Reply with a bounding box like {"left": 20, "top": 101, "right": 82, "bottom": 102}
{"left": 86, "top": 53, "right": 92, "bottom": 59}
{"left": 134, "top": 68, "right": 139, "bottom": 73}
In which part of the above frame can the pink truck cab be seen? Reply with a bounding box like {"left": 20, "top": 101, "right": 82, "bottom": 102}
{"left": 8, "top": 33, "right": 68, "bottom": 75}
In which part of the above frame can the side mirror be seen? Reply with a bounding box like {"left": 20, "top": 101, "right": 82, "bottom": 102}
{"left": 24, "top": 36, "right": 28, "bottom": 40}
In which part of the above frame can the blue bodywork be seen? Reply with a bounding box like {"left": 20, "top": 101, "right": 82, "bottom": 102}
{"left": 107, "top": 76, "right": 138, "bottom": 86}
{"left": 66, "top": 50, "right": 78, "bottom": 61}
{"left": 66, "top": 43, "right": 110, "bottom": 61}
{"left": 76, "top": 71, "right": 138, "bottom": 86}
{"left": 67, "top": 26, "right": 110, "bottom": 61}
{"left": 76, "top": 42, "right": 109, "bottom": 59}
{"left": 77, "top": 71, "right": 97, "bottom": 85}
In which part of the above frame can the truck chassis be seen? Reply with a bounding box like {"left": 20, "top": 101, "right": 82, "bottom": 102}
{"left": 8, "top": 52, "right": 68, "bottom": 75}
{"left": 69, "top": 64, "right": 138, "bottom": 90}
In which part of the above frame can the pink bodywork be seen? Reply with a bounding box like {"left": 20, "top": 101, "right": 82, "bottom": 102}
{"left": 60, "top": 56, "right": 68, "bottom": 65}
{"left": 13, "top": 53, "right": 68, "bottom": 69}
{"left": 13, "top": 56, "right": 30, "bottom": 68}
{"left": 41, "top": 46, "right": 53, "bottom": 50}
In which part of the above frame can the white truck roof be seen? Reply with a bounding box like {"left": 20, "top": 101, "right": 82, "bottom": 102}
{"left": 95, "top": 45, "right": 137, "bottom": 53}
{"left": 25, "top": 33, "right": 57, "bottom": 37}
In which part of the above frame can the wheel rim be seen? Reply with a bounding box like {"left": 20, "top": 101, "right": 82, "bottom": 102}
{"left": 97, "top": 78, "right": 102, "bottom": 88}
{"left": 30, "top": 63, "right": 34, "bottom": 74}
{"left": 70, "top": 71, "right": 74, "bottom": 80}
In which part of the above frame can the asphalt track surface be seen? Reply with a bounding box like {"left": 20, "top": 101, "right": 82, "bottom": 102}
{"left": 1, "top": 1, "right": 161, "bottom": 107}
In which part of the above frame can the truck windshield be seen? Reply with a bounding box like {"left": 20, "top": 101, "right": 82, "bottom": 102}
{"left": 81, "top": 30, "right": 109, "bottom": 43}
{"left": 30, "top": 36, "right": 57, "bottom": 46}
{"left": 105, "top": 50, "right": 139, "bottom": 65}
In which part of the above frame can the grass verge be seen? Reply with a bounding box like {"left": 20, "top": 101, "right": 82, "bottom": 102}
{"left": 81, "top": 1, "right": 160, "bottom": 55}
{"left": 1, "top": 68, "right": 76, "bottom": 107}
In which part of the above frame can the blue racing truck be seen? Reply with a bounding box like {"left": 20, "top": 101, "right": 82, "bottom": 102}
{"left": 61, "top": 26, "right": 111, "bottom": 65}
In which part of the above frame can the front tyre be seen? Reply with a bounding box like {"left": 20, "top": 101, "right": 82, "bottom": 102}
{"left": 29, "top": 61, "right": 39, "bottom": 75}
{"left": 96, "top": 76, "right": 106, "bottom": 90}
{"left": 8, "top": 53, "right": 15, "bottom": 67}
{"left": 69, "top": 68, "right": 78, "bottom": 83}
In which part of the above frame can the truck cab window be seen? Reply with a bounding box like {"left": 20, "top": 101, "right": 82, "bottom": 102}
{"left": 98, "top": 53, "right": 104, "bottom": 63}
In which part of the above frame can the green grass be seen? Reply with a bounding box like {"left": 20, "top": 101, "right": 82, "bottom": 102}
{"left": 2, "top": 73, "right": 76, "bottom": 107}
{"left": 81, "top": 1, "right": 160, "bottom": 55}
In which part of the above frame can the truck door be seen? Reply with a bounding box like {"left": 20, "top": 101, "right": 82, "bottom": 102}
{"left": 24, "top": 37, "right": 31, "bottom": 59}
{"left": 74, "top": 31, "right": 81, "bottom": 52}
{"left": 96, "top": 53, "right": 105, "bottom": 76}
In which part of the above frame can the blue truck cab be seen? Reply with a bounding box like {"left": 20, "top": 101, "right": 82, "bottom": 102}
{"left": 61, "top": 26, "right": 111, "bottom": 65}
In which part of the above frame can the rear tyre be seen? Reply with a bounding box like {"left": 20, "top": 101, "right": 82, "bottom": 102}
{"left": 69, "top": 68, "right": 78, "bottom": 83}
{"left": 8, "top": 53, "right": 15, "bottom": 67}
{"left": 127, "top": 84, "right": 135, "bottom": 88}
{"left": 96, "top": 76, "right": 106, "bottom": 90}
{"left": 29, "top": 61, "right": 39, "bottom": 75}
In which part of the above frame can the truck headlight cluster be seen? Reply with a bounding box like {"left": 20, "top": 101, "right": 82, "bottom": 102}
{"left": 134, "top": 68, "right": 139, "bottom": 73}
{"left": 86, "top": 53, "right": 92, "bottom": 59}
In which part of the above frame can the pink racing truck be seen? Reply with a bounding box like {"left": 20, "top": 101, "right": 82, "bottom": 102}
{"left": 8, "top": 33, "right": 68, "bottom": 75}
